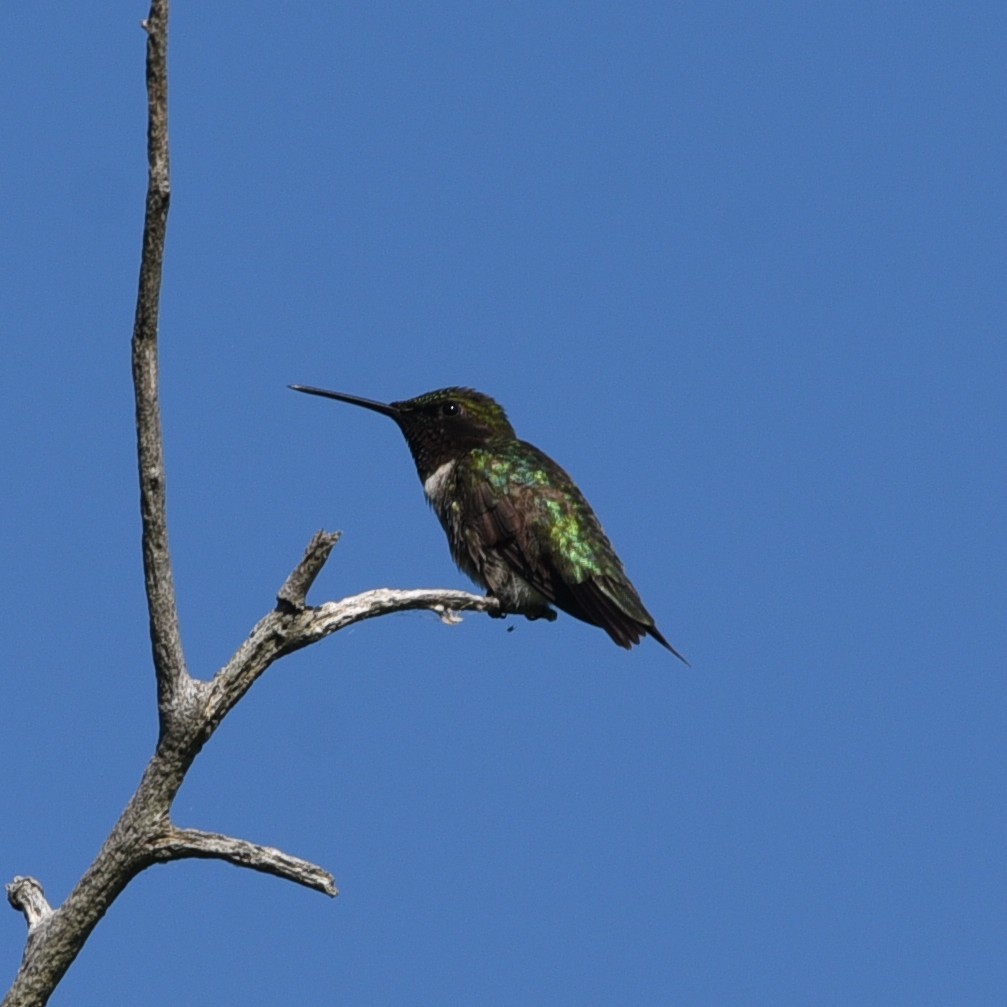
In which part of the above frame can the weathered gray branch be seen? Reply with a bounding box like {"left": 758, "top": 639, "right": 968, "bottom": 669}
{"left": 148, "top": 828, "right": 337, "bottom": 896}
{"left": 131, "top": 0, "right": 188, "bottom": 726}
{"left": 205, "top": 576, "right": 502, "bottom": 732}
{"left": 2, "top": 4, "right": 505, "bottom": 1005}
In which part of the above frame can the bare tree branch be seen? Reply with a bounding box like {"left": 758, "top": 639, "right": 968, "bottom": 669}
{"left": 2, "top": 5, "right": 507, "bottom": 1005}
{"left": 205, "top": 551, "right": 503, "bottom": 732}
{"left": 132, "top": 0, "right": 189, "bottom": 725}
{"left": 148, "top": 828, "right": 337, "bottom": 897}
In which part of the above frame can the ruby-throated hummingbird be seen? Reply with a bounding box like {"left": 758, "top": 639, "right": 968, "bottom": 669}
{"left": 291, "top": 384, "right": 686, "bottom": 660}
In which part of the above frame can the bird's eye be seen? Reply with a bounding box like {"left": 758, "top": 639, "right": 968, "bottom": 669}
{"left": 441, "top": 401, "right": 461, "bottom": 416}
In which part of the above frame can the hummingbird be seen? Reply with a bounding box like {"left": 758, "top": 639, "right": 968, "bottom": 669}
{"left": 291, "top": 384, "right": 686, "bottom": 660}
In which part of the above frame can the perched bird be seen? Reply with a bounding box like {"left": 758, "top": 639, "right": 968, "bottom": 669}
{"left": 291, "top": 384, "right": 686, "bottom": 660}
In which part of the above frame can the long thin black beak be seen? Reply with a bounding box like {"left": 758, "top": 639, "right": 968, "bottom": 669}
{"left": 289, "top": 384, "right": 399, "bottom": 419}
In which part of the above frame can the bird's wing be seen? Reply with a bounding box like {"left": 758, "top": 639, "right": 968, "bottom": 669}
{"left": 463, "top": 447, "right": 653, "bottom": 642}
{"left": 461, "top": 445, "right": 684, "bottom": 658}
{"left": 465, "top": 471, "right": 564, "bottom": 602}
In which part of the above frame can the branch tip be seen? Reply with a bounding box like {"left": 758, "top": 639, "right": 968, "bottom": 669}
{"left": 276, "top": 530, "right": 341, "bottom": 610}
{"left": 6, "top": 876, "right": 53, "bottom": 928}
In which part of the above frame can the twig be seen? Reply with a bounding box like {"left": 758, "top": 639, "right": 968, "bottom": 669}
{"left": 277, "top": 530, "right": 341, "bottom": 610}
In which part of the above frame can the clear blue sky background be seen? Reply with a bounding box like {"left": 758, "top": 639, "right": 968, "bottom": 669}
{"left": 2, "top": 3, "right": 1004, "bottom": 1004}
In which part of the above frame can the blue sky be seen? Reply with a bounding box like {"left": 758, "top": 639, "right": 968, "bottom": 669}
{"left": 2, "top": 2, "right": 1004, "bottom": 1003}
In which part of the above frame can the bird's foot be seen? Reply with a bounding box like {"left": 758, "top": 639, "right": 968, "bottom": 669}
{"left": 524, "top": 606, "right": 558, "bottom": 623}
{"left": 485, "top": 594, "right": 557, "bottom": 623}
